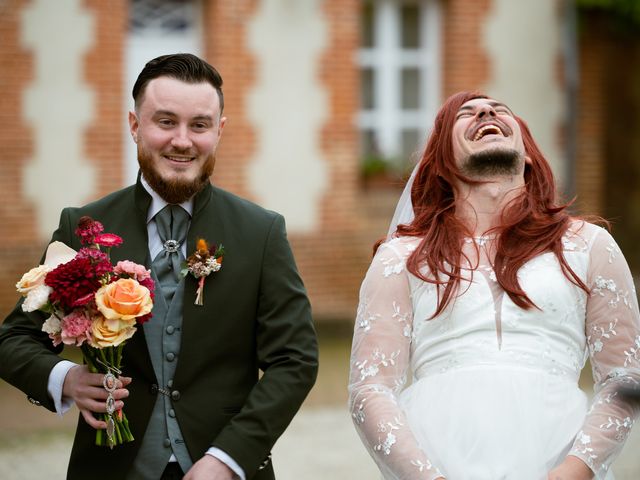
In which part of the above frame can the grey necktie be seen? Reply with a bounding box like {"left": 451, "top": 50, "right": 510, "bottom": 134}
{"left": 151, "top": 205, "right": 189, "bottom": 303}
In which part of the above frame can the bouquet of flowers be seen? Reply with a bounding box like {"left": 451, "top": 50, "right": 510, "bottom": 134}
{"left": 15, "top": 216, "right": 154, "bottom": 448}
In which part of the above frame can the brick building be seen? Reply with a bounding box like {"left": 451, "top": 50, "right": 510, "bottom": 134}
{"left": 0, "top": 0, "right": 627, "bottom": 324}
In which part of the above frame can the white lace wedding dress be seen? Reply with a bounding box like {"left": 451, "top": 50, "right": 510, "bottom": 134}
{"left": 349, "top": 222, "right": 640, "bottom": 480}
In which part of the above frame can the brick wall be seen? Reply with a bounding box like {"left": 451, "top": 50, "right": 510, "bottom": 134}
{"left": 203, "top": 0, "right": 257, "bottom": 200}
{"left": 442, "top": 0, "right": 491, "bottom": 96}
{"left": 0, "top": 0, "right": 542, "bottom": 324}
{"left": 0, "top": 0, "right": 39, "bottom": 314}
{"left": 84, "top": 0, "right": 127, "bottom": 197}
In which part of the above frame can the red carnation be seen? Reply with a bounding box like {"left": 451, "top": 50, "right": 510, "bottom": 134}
{"left": 95, "top": 233, "right": 123, "bottom": 248}
{"left": 45, "top": 257, "right": 104, "bottom": 311}
{"left": 75, "top": 216, "right": 104, "bottom": 245}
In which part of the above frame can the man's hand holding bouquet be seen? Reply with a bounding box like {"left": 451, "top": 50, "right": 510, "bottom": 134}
{"left": 16, "top": 216, "right": 155, "bottom": 448}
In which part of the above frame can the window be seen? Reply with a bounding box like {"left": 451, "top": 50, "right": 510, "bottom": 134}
{"left": 358, "top": 0, "right": 441, "bottom": 174}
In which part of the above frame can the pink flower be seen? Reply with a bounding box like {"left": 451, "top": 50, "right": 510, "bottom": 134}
{"left": 95, "top": 233, "right": 123, "bottom": 248}
{"left": 61, "top": 310, "right": 92, "bottom": 346}
{"left": 114, "top": 260, "right": 151, "bottom": 281}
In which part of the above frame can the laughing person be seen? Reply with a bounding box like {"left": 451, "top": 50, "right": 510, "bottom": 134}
{"left": 349, "top": 92, "right": 640, "bottom": 480}
{"left": 0, "top": 53, "right": 318, "bottom": 480}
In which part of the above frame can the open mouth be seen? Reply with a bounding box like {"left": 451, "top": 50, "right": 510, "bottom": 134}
{"left": 471, "top": 123, "right": 505, "bottom": 141}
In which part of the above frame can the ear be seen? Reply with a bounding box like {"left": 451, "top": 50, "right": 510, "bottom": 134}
{"left": 524, "top": 154, "right": 532, "bottom": 165}
{"left": 128, "top": 111, "right": 139, "bottom": 143}
{"left": 217, "top": 116, "right": 227, "bottom": 140}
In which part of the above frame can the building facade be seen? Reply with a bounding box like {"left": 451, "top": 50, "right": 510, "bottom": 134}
{"left": 0, "top": 0, "right": 612, "bottom": 322}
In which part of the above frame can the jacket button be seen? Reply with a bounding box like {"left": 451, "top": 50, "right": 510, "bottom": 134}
{"left": 163, "top": 438, "right": 171, "bottom": 448}
{"left": 166, "top": 352, "right": 175, "bottom": 361}
{"left": 167, "top": 379, "right": 174, "bottom": 388}
{"left": 166, "top": 325, "right": 175, "bottom": 334}
{"left": 169, "top": 409, "right": 176, "bottom": 418}
{"left": 171, "top": 390, "right": 181, "bottom": 401}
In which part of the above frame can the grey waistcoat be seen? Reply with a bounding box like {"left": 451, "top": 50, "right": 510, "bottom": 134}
{"left": 127, "top": 277, "right": 193, "bottom": 480}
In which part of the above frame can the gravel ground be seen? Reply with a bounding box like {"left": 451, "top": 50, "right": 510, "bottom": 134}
{"left": 0, "top": 405, "right": 638, "bottom": 479}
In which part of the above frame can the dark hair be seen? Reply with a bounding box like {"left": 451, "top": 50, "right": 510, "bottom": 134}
{"left": 393, "top": 91, "right": 589, "bottom": 317}
{"left": 132, "top": 53, "right": 224, "bottom": 113}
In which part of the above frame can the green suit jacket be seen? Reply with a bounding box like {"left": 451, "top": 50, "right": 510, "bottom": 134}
{"left": 0, "top": 180, "right": 319, "bottom": 479}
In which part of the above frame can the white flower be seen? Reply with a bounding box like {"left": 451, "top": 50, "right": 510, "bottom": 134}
{"left": 16, "top": 264, "right": 52, "bottom": 294}
{"left": 41, "top": 314, "right": 61, "bottom": 335}
{"left": 579, "top": 432, "right": 592, "bottom": 444}
{"left": 592, "top": 339, "right": 604, "bottom": 353}
{"left": 21, "top": 285, "right": 52, "bottom": 312}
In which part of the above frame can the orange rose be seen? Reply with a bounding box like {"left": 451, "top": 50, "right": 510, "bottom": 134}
{"left": 95, "top": 278, "right": 153, "bottom": 321}
{"left": 90, "top": 314, "right": 136, "bottom": 348}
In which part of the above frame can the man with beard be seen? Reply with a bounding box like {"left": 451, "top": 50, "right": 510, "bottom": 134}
{"left": 348, "top": 92, "right": 640, "bottom": 479}
{"left": 0, "top": 53, "right": 318, "bottom": 480}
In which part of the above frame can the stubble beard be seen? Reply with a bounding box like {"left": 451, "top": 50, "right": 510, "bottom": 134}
{"left": 138, "top": 145, "right": 215, "bottom": 204}
{"left": 460, "top": 148, "right": 523, "bottom": 178}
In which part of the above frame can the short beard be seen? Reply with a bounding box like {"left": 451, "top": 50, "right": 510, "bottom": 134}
{"left": 138, "top": 145, "right": 215, "bottom": 204}
{"left": 461, "top": 148, "right": 522, "bottom": 177}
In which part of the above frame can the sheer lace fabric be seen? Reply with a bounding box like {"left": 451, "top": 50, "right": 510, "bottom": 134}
{"left": 348, "top": 222, "right": 640, "bottom": 480}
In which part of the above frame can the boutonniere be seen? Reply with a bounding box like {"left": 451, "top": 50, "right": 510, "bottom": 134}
{"left": 181, "top": 238, "right": 224, "bottom": 306}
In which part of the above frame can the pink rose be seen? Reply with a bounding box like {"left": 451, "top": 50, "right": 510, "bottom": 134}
{"left": 61, "top": 310, "right": 92, "bottom": 346}
{"left": 114, "top": 261, "right": 151, "bottom": 282}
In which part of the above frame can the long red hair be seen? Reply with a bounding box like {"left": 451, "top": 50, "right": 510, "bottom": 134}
{"left": 394, "top": 91, "right": 588, "bottom": 317}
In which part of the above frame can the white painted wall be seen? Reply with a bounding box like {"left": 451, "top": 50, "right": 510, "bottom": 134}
{"left": 22, "top": 0, "right": 96, "bottom": 239}
{"left": 482, "top": 0, "right": 565, "bottom": 185}
{"left": 247, "top": 0, "right": 329, "bottom": 233}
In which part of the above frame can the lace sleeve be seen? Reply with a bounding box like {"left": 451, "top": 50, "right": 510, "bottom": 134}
{"left": 569, "top": 227, "right": 640, "bottom": 475}
{"left": 348, "top": 241, "right": 443, "bottom": 480}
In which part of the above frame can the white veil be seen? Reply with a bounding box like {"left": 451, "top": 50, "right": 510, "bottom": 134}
{"left": 386, "top": 157, "right": 421, "bottom": 241}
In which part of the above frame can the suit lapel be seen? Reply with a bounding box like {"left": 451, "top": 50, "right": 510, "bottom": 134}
{"left": 175, "top": 185, "right": 227, "bottom": 382}
{"left": 111, "top": 181, "right": 156, "bottom": 383}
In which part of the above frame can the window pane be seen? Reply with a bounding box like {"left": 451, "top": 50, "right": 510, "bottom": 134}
{"left": 361, "top": 67, "right": 375, "bottom": 110}
{"left": 361, "top": 1, "right": 375, "bottom": 48}
{"left": 360, "top": 129, "right": 378, "bottom": 157}
{"left": 402, "top": 129, "right": 421, "bottom": 161}
{"left": 130, "top": 0, "right": 195, "bottom": 34}
{"left": 401, "top": 4, "right": 420, "bottom": 48}
{"left": 401, "top": 68, "right": 420, "bottom": 109}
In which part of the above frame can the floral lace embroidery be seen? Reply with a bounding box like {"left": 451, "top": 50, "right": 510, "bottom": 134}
{"left": 382, "top": 256, "right": 405, "bottom": 278}
{"left": 588, "top": 319, "right": 618, "bottom": 355}
{"left": 375, "top": 417, "right": 404, "bottom": 455}
{"left": 573, "top": 431, "right": 597, "bottom": 466}
{"left": 352, "top": 397, "right": 366, "bottom": 425}
{"left": 599, "top": 416, "right": 634, "bottom": 442}
{"left": 606, "top": 242, "right": 621, "bottom": 264}
{"left": 356, "top": 298, "right": 381, "bottom": 333}
{"left": 592, "top": 276, "right": 631, "bottom": 309}
{"left": 411, "top": 459, "right": 441, "bottom": 474}
{"left": 392, "top": 301, "right": 412, "bottom": 338}
{"left": 356, "top": 349, "right": 401, "bottom": 381}
{"left": 623, "top": 335, "right": 640, "bottom": 367}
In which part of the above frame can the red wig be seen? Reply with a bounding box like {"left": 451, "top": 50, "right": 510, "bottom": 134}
{"left": 395, "top": 91, "right": 588, "bottom": 317}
